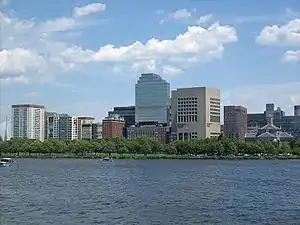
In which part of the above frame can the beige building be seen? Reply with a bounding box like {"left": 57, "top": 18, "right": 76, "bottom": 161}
{"left": 171, "top": 87, "right": 221, "bottom": 140}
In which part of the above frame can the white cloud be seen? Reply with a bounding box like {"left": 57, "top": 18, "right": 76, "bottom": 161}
{"left": 256, "top": 18, "right": 300, "bottom": 62}
{"left": 223, "top": 82, "right": 300, "bottom": 115}
{"left": 172, "top": 9, "right": 192, "bottom": 20}
{"left": 256, "top": 19, "right": 300, "bottom": 46}
{"left": 284, "top": 50, "right": 300, "bottom": 62}
{"left": 0, "top": 48, "right": 44, "bottom": 78}
{"left": 162, "top": 65, "right": 183, "bottom": 75}
{"left": 73, "top": 3, "right": 106, "bottom": 18}
{"left": 0, "top": 5, "right": 237, "bottom": 85}
{"left": 196, "top": 14, "right": 213, "bottom": 25}
{"left": 93, "top": 25, "right": 237, "bottom": 63}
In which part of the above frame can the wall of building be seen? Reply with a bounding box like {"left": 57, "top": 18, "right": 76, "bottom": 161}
{"left": 171, "top": 87, "right": 220, "bottom": 140}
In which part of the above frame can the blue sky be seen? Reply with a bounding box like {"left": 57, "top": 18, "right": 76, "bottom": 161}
{"left": 1, "top": 0, "right": 300, "bottom": 137}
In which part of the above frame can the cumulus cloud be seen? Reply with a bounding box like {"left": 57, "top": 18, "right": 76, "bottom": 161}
{"left": 256, "top": 19, "right": 300, "bottom": 46}
{"left": 0, "top": 6, "right": 237, "bottom": 84}
{"left": 256, "top": 18, "right": 300, "bottom": 62}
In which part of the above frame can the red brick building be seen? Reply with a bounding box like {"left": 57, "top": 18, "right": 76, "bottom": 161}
{"left": 102, "top": 114, "right": 125, "bottom": 139}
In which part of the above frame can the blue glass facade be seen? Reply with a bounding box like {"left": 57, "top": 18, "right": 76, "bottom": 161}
{"left": 135, "top": 73, "right": 170, "bottom": 124}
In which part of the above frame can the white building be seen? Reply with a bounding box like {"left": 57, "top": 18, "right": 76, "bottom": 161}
{"left": 171, "top": 87, "right": 221, "bottom": 140}
{"left": 11, "top": 104, "right": 46, "bottom": 141}
{"left": 135, "top": 73, "right": 170, "bottom": 125}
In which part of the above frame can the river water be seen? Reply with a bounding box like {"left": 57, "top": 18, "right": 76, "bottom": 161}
{"left": 0, "top": 159, "right": 299, "bottom": 225}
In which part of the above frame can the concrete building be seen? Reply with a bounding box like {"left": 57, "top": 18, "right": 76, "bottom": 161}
{"left": 224, "top": 106, "right": 247, "bottom": 139}
{"left": 171, "top": 87, "right": 221, "bottom": 140}
{"left": 102, "top": 114, "right": 125, "bottom": 139}
{"left": 81, "top": 123, "right": 103, "bottom": 140}
{"left": 135, "top": 73, "right": 170, "bottom": 125}
{"left": 294, "top": 105, "right": 300, "bottom": 116}
{"left": 46, "top": 112, "right": 60, "bottom": 139}
{"left": 78, "top": 116, "right": 95, "bottom": 139}
{"left": 11, "top": 104, "right": 46, "bottom": 141}
{"left": 58, "top": 114, "right": 78, "bottom": 141}
{"left": 127, "top": 122, "right": 169, "bottom": 144}
{"left": 108, "top": 106, "right": 135, "bottom": 137}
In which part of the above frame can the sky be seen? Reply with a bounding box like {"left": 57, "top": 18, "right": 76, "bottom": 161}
{"left": 0, "top": 0, "right": 300, "bottom": 138}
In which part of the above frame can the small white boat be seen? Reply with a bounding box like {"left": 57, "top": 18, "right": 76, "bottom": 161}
{"left": 1, "top": 158, "right": 14, "bottom": 163}
{"left": 0, "top": 162, "right": 11, "bottom": 167}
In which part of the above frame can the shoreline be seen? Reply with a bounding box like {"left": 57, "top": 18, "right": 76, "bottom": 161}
{"left": 3, "top": 153, "right": 300, "bottom": 160}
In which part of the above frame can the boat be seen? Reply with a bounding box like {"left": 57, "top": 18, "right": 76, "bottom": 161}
{"left": 1, "top": 158, "right": 14, "bottom": 163}
{"left": 102, "top": 157, "right": 112, "bottom": 161}
{"left": 0, "top": 162, "right": 11, "bottom": 167}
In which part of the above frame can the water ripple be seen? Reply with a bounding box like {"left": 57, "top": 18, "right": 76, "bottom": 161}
{"left": 1, "top": 159, "right": 300, "bottom": 225}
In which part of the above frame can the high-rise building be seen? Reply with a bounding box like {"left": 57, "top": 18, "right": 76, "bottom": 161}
{"left": 46, "top": 112, "right": 60, "bottom": 139}
{"left": 171, "top": 87, "right": 221, "bottom": 140}
{"left": 78, "top": 116, "right": 95, "bottom": 139}
{"left": 102, "top": 114, "right": 125, "bottom": 139}
{"left": 58, "top": 114, "right": 78, "bottom": 141}
{"left": 224, "top": 105, "right": 247, "bottom": 139}
{"left": 294, "top": 105, "right": 300, "bottom": 116}
{"left": 11, "top": 104, "right": 46, "bottom": 141}
{"left": 135, "top": 73, "right": 170, "bottom": 125}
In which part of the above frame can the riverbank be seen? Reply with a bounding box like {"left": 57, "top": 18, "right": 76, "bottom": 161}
{"left": 2, "top": 153, "right": 300, "bottom": 160}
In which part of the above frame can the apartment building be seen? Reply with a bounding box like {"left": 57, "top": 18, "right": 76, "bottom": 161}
{"left": 11, "top": 104, "right": 46, "bottom": 141}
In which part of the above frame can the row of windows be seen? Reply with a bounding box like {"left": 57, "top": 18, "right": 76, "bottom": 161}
{"left": 177, "top": 115, "right": 198, "bottom": 123}
{"left": 178, "top": 97, "right": 197, "bottom": 101}
{"left": 178, "top": 132, "right": 198, "bottom": 140}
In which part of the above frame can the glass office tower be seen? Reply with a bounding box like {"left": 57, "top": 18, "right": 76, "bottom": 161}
{"left": 135, "top": 73, "right": 170, "bottom": 125}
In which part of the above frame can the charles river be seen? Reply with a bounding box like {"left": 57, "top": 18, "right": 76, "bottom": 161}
{"left": 1, "top": 159, "right": 300, "bottom": 225}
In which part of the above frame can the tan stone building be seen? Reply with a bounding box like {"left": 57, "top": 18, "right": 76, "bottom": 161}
{"left": 171, "top": 87, "right": 221, "bottom": 140}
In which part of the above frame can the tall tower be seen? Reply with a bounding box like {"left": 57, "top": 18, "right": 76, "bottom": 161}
{"left": 135, "top": 73, "right": 170, "bottom": 125}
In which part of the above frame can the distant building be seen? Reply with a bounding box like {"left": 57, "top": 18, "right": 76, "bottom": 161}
{"left": 11, "top": 104, "right": 46, "bottom": 141}
{"left": 81, "top": 123, "right": 103, "bottom": 140}
{"left": 224, "top": 105, "right": 247, "bottom": 140}
{"left": 58, "top": 115, "right": 78, "bottom": 141}
{"left": 108, "top": 106, "right": 135, "bottom": 137}
{"left": 171, "top": 87, "right": 221, "bottom": 140}
{"left": 92, "top": 123, "right": 102, "bottom": 140}
{"left": 281, "top": 116, "right": 300, "bottom": 138}
{"left": 127, "top": 122, "right": 169, "bottom": 144}
{"left": 245, "top": 118, "right": 294, "bottom": 142}
{"left": 294, "top": 105, "right": 300, "bottom": 116}
{"left": 135, "top": 73, "right": 170, "bottom": 125}
{"left": 247, "top": 113, "right": 266, "bottom": 128}
{"left": 102, "top": 114, "right": 125, "bottom": 139}
{"left": 78, "top": 116, "right": 95, "bottom": 139}
{"left": 46, "top": 112, "right": 60, "bottom": 139}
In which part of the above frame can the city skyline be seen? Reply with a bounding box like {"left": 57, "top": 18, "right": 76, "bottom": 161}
{"left": 1, "top": 0, "right": 300, "bottom": 138}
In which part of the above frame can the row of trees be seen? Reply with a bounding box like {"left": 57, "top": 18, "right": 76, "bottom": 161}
{"left": 1, "top": 137, "right": 300, "bottom": 156}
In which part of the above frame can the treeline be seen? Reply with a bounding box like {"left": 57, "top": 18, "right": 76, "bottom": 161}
{"left": 0, "top": 137, "right": 300, "bottom": 156}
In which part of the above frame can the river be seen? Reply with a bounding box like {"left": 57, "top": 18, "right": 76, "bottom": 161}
{"left": 1, "top": 159, "right": 299, "bottom": 224}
